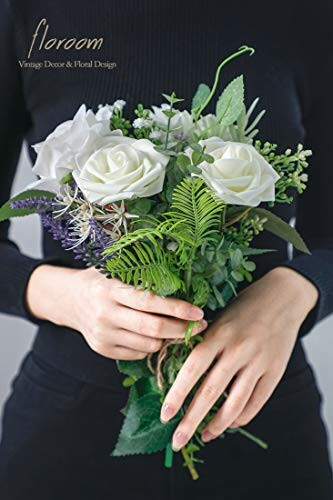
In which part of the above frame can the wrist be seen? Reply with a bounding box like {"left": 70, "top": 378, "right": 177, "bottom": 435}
{"left": 265, "top": 266, "right": 319, "bottom": 323}
{"left": 26, "top": 264, "right": 81, "bottom": 328}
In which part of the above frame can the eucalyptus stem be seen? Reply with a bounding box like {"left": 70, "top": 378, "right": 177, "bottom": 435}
{"left": 193, "top": 45, "right": 255, "bottom": 121}
{"left": 181, "top": 447, "right": 199, "bottom": 480}
{"left": 164, "top": 94, "right": 176, "bottom": 150}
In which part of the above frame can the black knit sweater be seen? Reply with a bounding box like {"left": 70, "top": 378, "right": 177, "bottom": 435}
{"left": 1, "top": 0, "right": 333, "bottom": 387}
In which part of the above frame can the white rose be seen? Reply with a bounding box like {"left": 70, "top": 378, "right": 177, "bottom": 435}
{"left": 150, "top": 105, "right": 194, "bottom": 141}
{"left": 72, "top": 136, "right": 169, "bottom": 205}
{"left": 189, "top": 137, "right": 279, "bottom": 206}
{"left": 29, "top": 104, "right": 117, "bottom": 192}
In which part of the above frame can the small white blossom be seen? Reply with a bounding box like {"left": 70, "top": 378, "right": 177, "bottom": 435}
{"left": 149, "top": 130, "right": 162, "bottom": 140}
{"left": 113, "top": 99, "right": 126, "bottom": 111}
{"left": 133, "top": 118, "right": 151, "bottom": 129}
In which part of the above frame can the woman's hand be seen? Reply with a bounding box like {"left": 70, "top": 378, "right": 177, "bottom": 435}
{"left": 26, "top": 265, "right": 206, "bottom": 360}
{"left": 160, "top": 267, "right": 319, "bottom": 451}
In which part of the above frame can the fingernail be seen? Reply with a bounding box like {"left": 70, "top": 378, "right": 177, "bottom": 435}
{"left": 160, "top": 403, "right": 175, "bottom": 423}
{"left": 229, "top": 422, "right": 238, "bottom": 429}
{"left": 189, "top": 308, "right": 203, "bottom": 320}
{"left": 201, "top": 430, "right": 216, "bottom": 443}
{"left": 172, "top": 430, "right": 187, "bottom": 452}
{"left": 200, "top": 319, "right": 208, "bottom": 329}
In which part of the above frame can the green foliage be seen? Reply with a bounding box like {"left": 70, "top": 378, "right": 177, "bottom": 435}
{"left": 216, "top": 75, "right": 244, "bottom": 126}
{"left": 117, "top": 359, "right": 152, "bottom": 379}
{"left": 112, "top": 393, "right": 181, "bottom": 456}
{"left": 252, "top": 208, "right": 310, "bottom": 254}
{"left": 0, "top": 189, "right": 55, "bottom": 222}
{"left": 192, "top": 45, "right": 254, "bottom": 121}
{"left": 161, "top": 178, "right": 225, "bottom": 248}
{"left": 191, "top": 83, "right": 211, "bottom": 116}
{"left": 255, "top": 141, "right": 311, "bottom": 204}
{"left": 110, "top": 108, "right": 132, "bottom": 135}
{"left": 225, "top": 212, "right": 268, "bottom": 246}
{"left": 133, "top": 104, "right": 153, "bottom": 139}
{"left": 106, "top": 239, "right": 184, "bottom": 296}
{"left": 104, "top": 227, "right": 163, "bottom": 256}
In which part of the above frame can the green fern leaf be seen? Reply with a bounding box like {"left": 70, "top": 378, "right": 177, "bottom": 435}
{"left": 161, "top": 178, "right": 224, "bottom": 248}
{"left": 106, "top": 240, "right": 184, "bottom": 296}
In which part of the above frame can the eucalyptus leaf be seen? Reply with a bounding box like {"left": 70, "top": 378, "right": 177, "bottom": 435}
{"left": 212, "top": 285, "right": 226, "bottom": 307}
{"left": 177, "top": 154, "right": 191, "bottom": 170}
{"left": 252, "top": 208, "right": 310, "bottom": 254}
{"left": 0, "top": 189, "right": 55, "bottom": 222}
{"left": 216, "top": 75, "right": 244, "bottom": 127}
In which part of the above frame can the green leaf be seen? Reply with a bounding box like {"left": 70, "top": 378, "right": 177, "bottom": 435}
{"left": 176, "top": 154, "right": 191, "bottom": 170}
{"left": 240, "top": 246, "right": 275, "bottom": 256}
{"left": 216, "top": 75, "right": 244, "bottom": 127}
{"left": 60, "top": 172, "right": 73, "bottom": 184}
{"left": 188, "top": 143, "right": 202, "bottom": 153}
{"left": 162, "top": 93, "right": 184, "bottom": 104}
{"left": 191, "top": 83, "right": 211, "bottom": 115}
{"left": 117, "top": 359, "right": 152, "bottom": 380}
{"left": 230, "top": 248, "right": 243, "bottom": 269}
{"left": 121, "top": 376, "right": 160, "bottom": 416}
{"left": 212, "top": 285, "right": 226, "bottom": 307}
{"left": 252, "top": 208, "right": 310, "bottom": 254}
{"left": 243, "top": 260, "right": 256, "bottom": 272}
{"left": 122, "top": 376, "right": 136, "bottom": 388}
{"left": 192, "top": 150, "right": 202, "bottom": 166}
{"left": 231, "top": 270, "right": 244, "bottom": 282}
{"left": 112, "top": 393, "right": 180, "bottom": 456}
{"left": 0, "top": 189, "right": 55, "bottom": 222}
{"left": 202, "top": 153, "right": 214, "bottom": 164}
{"left": 127, "top": 198, "right": 153, "bottom": 215}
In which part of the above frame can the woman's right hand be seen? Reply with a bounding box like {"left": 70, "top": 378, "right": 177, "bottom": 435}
{"left": 26, "top": 265, "right": 206, "bottom": 360}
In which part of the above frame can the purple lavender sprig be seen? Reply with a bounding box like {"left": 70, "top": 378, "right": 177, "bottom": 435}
{"left": 89, "top": 217, "right": 111, "bottom": 250}
{"left": 10, "top": 196, "right": 54, "bottom": 212}
{"left": 11, "top": 196, "right": 114, "bottom": 267}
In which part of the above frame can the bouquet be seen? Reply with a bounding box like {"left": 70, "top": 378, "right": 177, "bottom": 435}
{"left": 0, "top": 46, "right": 311, "bottom": 479}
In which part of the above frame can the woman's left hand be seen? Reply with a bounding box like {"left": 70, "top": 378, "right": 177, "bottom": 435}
{"left": 160, "top": 266, "right": 319, "bottom": 451}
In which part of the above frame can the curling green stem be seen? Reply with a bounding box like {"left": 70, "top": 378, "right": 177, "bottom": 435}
{"left": 193, "top": 45, "right": 255, "bottom": 121}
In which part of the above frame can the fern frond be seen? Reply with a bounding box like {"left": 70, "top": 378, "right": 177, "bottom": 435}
{"left": 103, "top": 227, "right": 163, "bottom": 256}
{"left": 106, "top": 241, "right": 184, "bottom": 296}
{"left": 162, "top": 178, "right": 224, "bottom": 247}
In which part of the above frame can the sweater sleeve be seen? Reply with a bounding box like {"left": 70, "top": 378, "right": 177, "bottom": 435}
{"left": 0, "top": 0, "right": 62, "bottom": 323}
{"left": 280, "top": 20, "right": 333, "bottom": 336}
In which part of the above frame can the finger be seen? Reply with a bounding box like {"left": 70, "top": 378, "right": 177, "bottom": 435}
{"left": 229, "top": 372, "right": 280, "bottom": 428}
{"left": 111, "top": 346, "right": 148, "bottom": 361}
{"left": 171, "top": 354, "right": 242, "bottom": 451}
{"left": 160, "top": 341, "right": 218, "bottom": 423}
{"left": 115, "top": 329, "right": 163, "bottom": 353}
{"left": 115, "top": 305, "right": 207, "bottom": 339}
{"left": 201, "top": 367, "right": 261, "bottom": 442}
{"left": 110, "top": 279, "right": 204, "bottom": 321}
